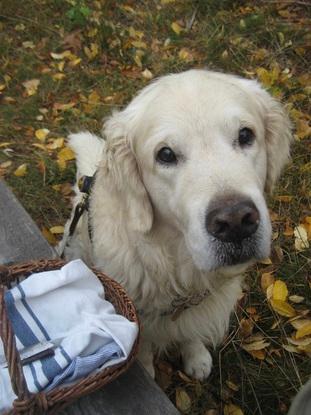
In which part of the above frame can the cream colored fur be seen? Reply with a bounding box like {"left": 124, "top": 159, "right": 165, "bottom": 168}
{"left": 60, "top": 70, "right": 292, "bottom": 379}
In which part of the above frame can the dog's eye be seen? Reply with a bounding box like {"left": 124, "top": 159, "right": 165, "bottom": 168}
{"left": 238, "top": 127, "right": 255, "bottom": 147}
{"left": 156, "top": 147, "right": 177, "bottom": 164}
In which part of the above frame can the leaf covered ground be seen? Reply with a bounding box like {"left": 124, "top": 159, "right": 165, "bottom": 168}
{"left": 0, "top": 1, "right": 310, "bottom": 414}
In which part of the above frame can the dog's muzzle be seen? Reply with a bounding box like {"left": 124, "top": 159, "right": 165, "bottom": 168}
{"left": 206, "top": 197, "right": 259, "bottom": 243}
{"left": 205, "top": 194, "right": 261, "bottom": 265}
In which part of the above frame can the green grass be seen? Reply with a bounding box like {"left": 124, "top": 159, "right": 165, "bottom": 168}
{"left": 0, "top": 1, "right": 310, "bottom": 414}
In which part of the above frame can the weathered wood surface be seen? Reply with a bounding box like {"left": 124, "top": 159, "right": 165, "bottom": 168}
{"left": 59, "top": 362, "right": 177, "bottom": 415}
{"left": 0, "top": 180, "right": 56, "bottom": 264}
{"left": 0, "top": 180, "right": 179, "bottom": 414}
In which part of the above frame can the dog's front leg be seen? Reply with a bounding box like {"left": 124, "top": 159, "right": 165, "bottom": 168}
{"left": 137, "top": 339, "right": 155, "bottom": 378}
{"left": 180, "top": 339, "right": 213, "bottom": 380}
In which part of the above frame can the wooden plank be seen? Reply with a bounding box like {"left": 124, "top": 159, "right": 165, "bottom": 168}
{"left": 0, "top": 180, "right": 56, "bottom": 264}
{"left": 59, "top": 363, "right": 178, "bottom": 415}
{"left": 0, "top": 180, "right": 179, "bottom": 415}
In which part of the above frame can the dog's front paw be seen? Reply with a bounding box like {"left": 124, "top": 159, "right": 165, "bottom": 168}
{"left": 181, "top": 340, "right": 212, "bottom": 381}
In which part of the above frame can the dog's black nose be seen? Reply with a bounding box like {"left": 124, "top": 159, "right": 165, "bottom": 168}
{"left": 206, "top": 198, "right": 260, "bottom": 243}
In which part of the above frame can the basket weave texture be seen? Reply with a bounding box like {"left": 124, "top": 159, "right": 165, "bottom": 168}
{"left": 0, "top": 259, "right": 139, "bottom": 414}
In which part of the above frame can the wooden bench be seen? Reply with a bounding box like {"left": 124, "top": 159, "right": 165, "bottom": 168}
{"left": 0, "top": 180, "right": 179, "bottom": 415}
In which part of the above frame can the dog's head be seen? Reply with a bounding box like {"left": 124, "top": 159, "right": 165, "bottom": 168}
{"left": 101, "top": 70, "right": 292, "bottom": 272}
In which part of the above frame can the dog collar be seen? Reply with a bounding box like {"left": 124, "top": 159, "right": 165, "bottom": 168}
{"left": 163, "top": 289, "right": 210, "bottom": 321}
{"left": 138, "top": 288, "right": 210, "bottom": 321}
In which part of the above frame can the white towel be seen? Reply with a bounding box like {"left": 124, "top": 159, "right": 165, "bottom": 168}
{"left": 0, "top": 259, "right": 138, "bottom": 413}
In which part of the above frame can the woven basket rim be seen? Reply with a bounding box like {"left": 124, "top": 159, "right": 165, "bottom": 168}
{"left": 0, "top": 258, "right": 140, "bottom": 414}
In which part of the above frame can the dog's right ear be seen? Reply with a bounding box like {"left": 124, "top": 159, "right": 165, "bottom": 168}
{"left": 97, "top": 110, "right": 153, "bottom": 233}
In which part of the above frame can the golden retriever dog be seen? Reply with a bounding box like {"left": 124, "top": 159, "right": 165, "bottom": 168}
{"left": 60, "top": 69, "right": 292, "bottom": 380}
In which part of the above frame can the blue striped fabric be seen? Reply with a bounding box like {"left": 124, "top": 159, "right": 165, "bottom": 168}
{"left": 3, "top": 278, "right": 122, "bottom": 392}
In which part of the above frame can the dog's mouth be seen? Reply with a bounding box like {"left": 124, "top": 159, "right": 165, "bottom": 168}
{"left": 213, "top": 236, "right": 262, "bottom": 267}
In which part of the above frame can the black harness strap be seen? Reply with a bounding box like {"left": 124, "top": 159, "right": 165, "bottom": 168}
{"left": 60, "top": 175, "right": 95, "bottom": 258}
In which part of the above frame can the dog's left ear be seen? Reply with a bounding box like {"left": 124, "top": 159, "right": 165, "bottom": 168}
{"left": 239, "top": 79, "right": 293, "bottom": 193}
{"left": 100, "top": 109, "right": 153, "bottom": 233}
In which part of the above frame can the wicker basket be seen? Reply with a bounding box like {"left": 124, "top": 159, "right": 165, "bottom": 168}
{"left": 0, "top": 259, "right": 140, "bottom": 414}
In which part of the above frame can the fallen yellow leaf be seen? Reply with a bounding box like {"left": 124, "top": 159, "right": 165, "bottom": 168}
{"left": 178, "top": 48, "right": 194, "bottom": 62}
{"left": 0, "top": 142, "right": 12, "bottom": 148}
{"left": 290, "top": 318, "right": 311, "bottom": 330}
{"left": 14, "top": 164, "right": 27, "bottom": 177}
{"left": 224, "top": 403, "right": 244, "bottom": 415}
{"left": 22, "top": 79, "right": 40, "bottom": 96}
{"left": 270, "top": 299, "right": 296, "bottom": 317}
{"left": 35, "top": 128, "right": 50, "bottom": 142}
{"left": 41, "top": 226, "right": 57, "bottom": 245}
{"left": 287, "top": 336, "right": 311, "bottom": 348}
{"left": 49, "top": 225, "right": 65, "bottom": 234}
{"left": 131, "top": 40, "right": 147, "bottom": 49}
{"left": 272, "top": 280, "right": 288, "bottom": 302}
{"left": 294, "top": 225, "right": 309, "bottom": 251}
{"left": 53, "top": 73, "right": 66, "bottom": 81}
{"left": 0, "top": 161, "right": 12, "bottom": 169}
{"left": 88, "top": 90, "right": 101, "bottom": 105}
{"left": 296, "top": 321, "right": 311, "bottom": 339}
{"left": 171, "top": 21, "right": 183, "bottom": 35}
{"left": 58, "top": 146, "right": 75, "bottom": 161}
{"left": 259, "top": 257, "right": 272, "bottom": 265}
{"left": 175, "top": 388, "right": 191, "bottom": 412}
{"left": 32, "top": 143, "right": 47, "bottom": 151}
{"left": 275, "top": 195, "right": 293, "bottom": 202}
{"left": 247, "top": 349, "right": 266, "bottom": 360}
{"left": 46, "top": 138, "right": 65, "bottom": 150}
{"left": 50, "top": 51, "right": 72, "bottom": 60}
{"left": 142, "top": 69, "right": 153, "bottom": 80}
{"left": 84, "top": 43, "right": 99, "bottom": 60}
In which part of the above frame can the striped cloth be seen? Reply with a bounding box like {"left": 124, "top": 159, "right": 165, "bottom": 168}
{"left": 0, "top": 260, "right": 138, "bottom": 413}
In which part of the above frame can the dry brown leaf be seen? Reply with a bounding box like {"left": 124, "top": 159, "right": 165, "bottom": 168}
{"left": 239, "top": 318, "right": 254, "bottom": 338}
{"left": 242, "top": 339, "right": 270, "bottom": 351}
{"left": 282, "top": 344, "right": 301, "bottom": 354}
{"left": 287, "top": 336, "right": 311, "bottom": 347}
{"left": 177, "top": 370, "right": 196, "bottom": 383}
{"left": 289, "top": 295, "right": 304, "bottom": 304}
{"left": 226, "top": 380, "right": 239, "bottom": 392}
{"left": 261, "top": 272, "right": 275, "bottom": 292}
